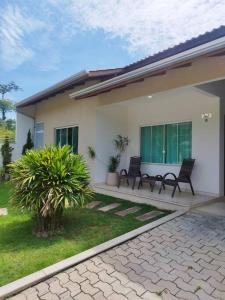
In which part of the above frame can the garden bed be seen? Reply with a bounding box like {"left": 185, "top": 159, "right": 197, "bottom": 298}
{"left": 0, "top": 183, "right": 170, "bottom": 286}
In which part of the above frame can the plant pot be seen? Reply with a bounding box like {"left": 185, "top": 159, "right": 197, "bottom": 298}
{"left": 106, "top": 172, "right": 118, "bottom": 186}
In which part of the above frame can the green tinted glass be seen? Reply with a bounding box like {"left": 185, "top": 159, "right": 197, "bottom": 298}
{"left": 178, "top": 122, "right": 192, "bottom": 163}
{"left": 166, "top": 123, "right": 178, "bottom": 164}
{"left": 151, "top": 125, "right": 164, "bottom": 163}
{"left": 140, "top": 126, "right": 151, "bottom": 162}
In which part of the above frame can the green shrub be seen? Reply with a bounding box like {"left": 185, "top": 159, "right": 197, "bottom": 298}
{"left": 10, "top": 145, "right": 93, "bottom": 236}
{"left": 22, "top": 129, "right": 34, "bottom": 154}
{"left": 1, "top": 137, "right": 13, "bottom": 175}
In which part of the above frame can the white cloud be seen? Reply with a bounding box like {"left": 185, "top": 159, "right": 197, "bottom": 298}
{"left": 61, "top": 0, "right": 225, "bottom": 54}
{"left": 0, "top": 4, "right": 45, "bottom": 70}
{"left": 1, "top": 0, "right": 225, "bottom": 71}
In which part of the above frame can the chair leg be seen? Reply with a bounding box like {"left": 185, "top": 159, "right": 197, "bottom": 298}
{"left": 138, "top": 179, "right": 142, "bottom": 189}
{"left": 189, "top": 180, "right": 195, "bottom": 195}
{"left": 132, "top": 178, "right": 136, "bottom": 190}
{"left": 117, "top": 178, "right": 121, "bottom": 188}
{"left": 172, "top": 184, "right": 177, "bottom": 198}
{"left": 177, "top": 183, "right": 181, "bottom": 192}
{"left": 163, "top": 183, "right": 165, "bottom": 190}
{"left": 150, "top": 182, "right": 155, "bottom": 192}
{"left": 159, "top": 182, "right": 164, "bottom": 194}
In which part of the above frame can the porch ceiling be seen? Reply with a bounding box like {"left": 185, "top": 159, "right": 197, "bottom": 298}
{"left": 196, "top": 78, "right": 225, "bottom": 97}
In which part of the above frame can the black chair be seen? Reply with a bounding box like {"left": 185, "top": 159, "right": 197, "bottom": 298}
{"left": 118, "top": 156, "right": 141, "bottom": 190}
{"left": 159, "top": 159, "right": 195, "bottom": 198}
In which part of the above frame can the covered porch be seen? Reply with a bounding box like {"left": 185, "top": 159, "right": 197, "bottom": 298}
{"left": 93, "top": 80, "right": 225, "bottom": 210}
{"left": 94, "top": 182, "right": 214, "bottom": 210}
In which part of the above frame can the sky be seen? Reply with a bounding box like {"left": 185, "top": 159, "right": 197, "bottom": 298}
{"left": 1, "top": 0, "right": 225, "bottom": 113}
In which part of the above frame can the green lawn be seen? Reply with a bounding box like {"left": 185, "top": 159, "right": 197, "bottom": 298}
{"left": 0, "top": 183, "right": 170, "bottom": 286}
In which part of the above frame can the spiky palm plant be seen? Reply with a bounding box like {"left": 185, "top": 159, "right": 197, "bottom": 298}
{"left": 10, "top": 145, "right": 93, "bottom": 236}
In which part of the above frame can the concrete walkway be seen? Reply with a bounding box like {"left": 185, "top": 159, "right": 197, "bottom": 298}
{"left": 10, "top": 212, "right": 225, "bottom": 300}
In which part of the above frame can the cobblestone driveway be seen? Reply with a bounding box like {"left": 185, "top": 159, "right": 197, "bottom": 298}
{"left": 11, "top": 212, "right": 225, "bottom": 300}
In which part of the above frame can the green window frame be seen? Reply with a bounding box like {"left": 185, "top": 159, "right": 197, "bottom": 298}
{"left": 140, "top": 121, "right": 192, "bottom": 164}
{"left": 55, "top": 126, "right": 79, "bottom": 154}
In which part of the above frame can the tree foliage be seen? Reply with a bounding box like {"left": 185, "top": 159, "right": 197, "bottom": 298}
{"left": 22, "top": 130, "right": 34, "bottom": 155}
{"left": 10, "top": 145, "right": 93, "bottom": 236}
{"left": 1, "top": 137, "right": 13, "bottom": 174}
{"left": 0, "top": 81, "right": 20, "bottom": 120}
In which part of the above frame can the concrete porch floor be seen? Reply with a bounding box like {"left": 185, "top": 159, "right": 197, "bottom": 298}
{"left": 194, "top": 196, "right": 225, "bottom": 216}
{"left": 94, "top": 182, "right": 215, "bottom": 211}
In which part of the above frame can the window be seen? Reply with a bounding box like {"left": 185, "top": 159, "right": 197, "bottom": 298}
{"left": 34, "top": 122, "right": 44, "bottom": 149}
{"left": 140, "top": 122, "right": 192, "bottom": 164}
{"left": 55, "top": 126, "right": 78, "bottom": 153}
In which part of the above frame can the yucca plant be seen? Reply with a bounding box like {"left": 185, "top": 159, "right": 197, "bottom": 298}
{"left": 10, "top": 145, "right": 93, "bottom": 236}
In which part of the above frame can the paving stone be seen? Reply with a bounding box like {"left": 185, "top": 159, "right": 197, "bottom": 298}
{"left": 98, "top": 203, "right": 120, "bottom": 212}
{"left": 111, "top": 271, "right": 129, "bottom": 285}
{"left": 136, "top": 210, "right": 163, "bottom": 221}
{"left": 111, "top": 280, "right": 132, "bottom": 295}
{"left": 108, "top": 293, "right": 127, "bottom": 300}
{"left": 59, "top": 291, "right": 73, "bottom": 300}
{"left": 94, "top": 281, "right": 114, "bottom": 297}
{"left": 13, "top": 212, "right": 225, "bottom": 300}
{"left": 49, "top": 280, "right": 67, "bottom": 295}
{"left": 80, "top": 279, "right": 100, "bottom": 295}
{"left": 85, "top": 201, "right": 102, "bottom": 209}
{"left": 41, "top": 293, "right": 59, "bottom": 300}
{"left": 0, "top": 207, "right": 7, "bottom": 216}
{"left": 93, "top": 291, "right": 108, "bottom": 300}
{"left": 75, "top": 293, "right": 93, "bottom": 300}
{"left": 126, "top": 291, "right": 143, "bottom": 300}
{"left": 36, "top": 282, "right": 49, "bottom": 296}
{"left": 62, "top": 281, "right": 81, "bottom": 297}
{"left": 126, "top": 281, "right": 145, "bottom": 296}
{"left": 82, "top": 271, "right": 99, "bottom": 284}
{"left": 69, "top": 270, "right": 86, "bottom": 283}
{"left": 115, "top": 206, "right": 141, "bottom": 216}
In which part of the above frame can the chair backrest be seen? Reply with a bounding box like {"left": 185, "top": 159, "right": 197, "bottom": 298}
{"left": 128, "top": 156, "right": 141, "bottom": 176}
{"left": 179, "top": 159, "right": 195, "bottom": 179}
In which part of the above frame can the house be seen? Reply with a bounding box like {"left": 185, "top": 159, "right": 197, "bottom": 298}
{"left": 15, "top": 26, "right": 225, "bottom": 203}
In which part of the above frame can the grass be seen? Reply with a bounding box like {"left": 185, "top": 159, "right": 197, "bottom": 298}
{"left": 0, "top": 183, "right": 170, "bottom": 286}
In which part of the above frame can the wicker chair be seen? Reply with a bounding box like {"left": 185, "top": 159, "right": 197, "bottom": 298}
{"left": 159, "top": 159, "right": 195, "bottom": 197}
{"left": 118, "top": 156, "right": 141, "bottom": 190}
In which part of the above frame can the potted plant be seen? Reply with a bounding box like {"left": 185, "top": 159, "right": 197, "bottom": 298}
{"left": 106, "top": 135, "right": 129, "bottom": 186}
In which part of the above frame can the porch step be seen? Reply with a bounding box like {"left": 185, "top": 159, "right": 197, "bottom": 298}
{"left": 98, "top": 203, "right": 121, "bottom": 212}
{"left": 86, "top": 201, "right": 102, "bottom": 209}
{"left": 136, "top": 210, "right": 163, "bottom": 221}
{"left": 0, "top": 208, "right": 8, "bottom": 216}
{"left": 115, "top": 207, "right": 141, "bottom": 217}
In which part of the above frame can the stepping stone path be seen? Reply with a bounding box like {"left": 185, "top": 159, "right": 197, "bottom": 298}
{"left": 86, "top": 201, "right": 102, "bottom": 209}
{"left": 115, "top": 206, "right": 141, "bottom": 216}
{"left": 98, "top": 203, "right": 120, "bottom": 212}
{"left": 0, "top": 208, "right": 8, "bottom": 216}
{"left": 85, "top": 200, "right": 164, "bottom": 223}
{"left": 136, "top": 210, "right": 163, "bottom": 221}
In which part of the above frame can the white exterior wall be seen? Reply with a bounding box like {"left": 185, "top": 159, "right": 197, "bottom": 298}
{"left": 13, "top": 112, "right": 34, "bottom": 160}
{"left": 127, "top": 87, "right": 220, "bottom": 196}
{"left": 95, "top": 105, "right": 128, "bottom": 182}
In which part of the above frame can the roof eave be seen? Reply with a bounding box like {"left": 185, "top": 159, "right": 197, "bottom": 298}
{"left": 16, "top": 70, "right": 88, "bottom": 108}
{"left": 69, "top": 36, "right": 225, "bottom": 99}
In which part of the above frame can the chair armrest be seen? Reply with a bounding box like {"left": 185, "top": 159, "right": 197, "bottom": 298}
{"left": 120, "top": 169, "right": 128, "bottom": 176}
{"left": 162, "top": 172, "right": 177, "bottom": 180}
{"left": 141, "top": 173, "right": 150, "bottom": 178}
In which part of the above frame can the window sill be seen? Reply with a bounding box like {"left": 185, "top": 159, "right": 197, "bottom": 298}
{"left": 141, "top": 162, "right": 182, "bottom": 166}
